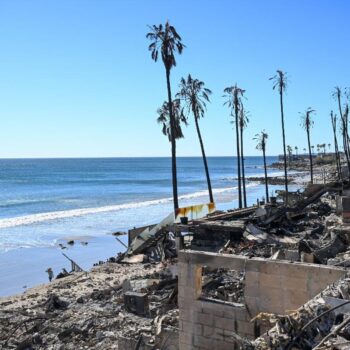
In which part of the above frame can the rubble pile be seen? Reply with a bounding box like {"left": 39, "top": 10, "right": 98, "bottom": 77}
{"left": 193, "top": 191, "right": 350, "bottom": 268}
{"left": 0, "top": 262, "right": 178, "bottom": 350}
{"left": 201, "top": 268, "right": 245, "bottom": 304}
{"left": 252, "top": 276, "right": 350, "bottom": 350}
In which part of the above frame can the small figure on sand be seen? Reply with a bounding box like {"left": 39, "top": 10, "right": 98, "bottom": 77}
{"left": 45, "top": 268, "right": 54, "bottom": 282}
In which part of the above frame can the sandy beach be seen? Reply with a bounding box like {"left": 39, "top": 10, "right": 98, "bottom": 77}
{"left": 0, "top": 234, "right": 127, "bottom": 297}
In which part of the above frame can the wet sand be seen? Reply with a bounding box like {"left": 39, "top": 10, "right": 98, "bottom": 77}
{"left": 0, "top": 234, "right": 127, "bottom": 297}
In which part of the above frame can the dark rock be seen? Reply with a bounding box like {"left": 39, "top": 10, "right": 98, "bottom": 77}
{"left": 58, "top": 326, "right": 86, "bottom": 341}
{"left": 45, "top": 294, "right": 68, "bottom": 312}
{"left": 16, "top": 339, "right": 33, "bottom": 350}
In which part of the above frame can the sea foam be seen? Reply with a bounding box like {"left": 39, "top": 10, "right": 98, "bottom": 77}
{"left": 0, "top": 184, "right": 258, "bottom": 229}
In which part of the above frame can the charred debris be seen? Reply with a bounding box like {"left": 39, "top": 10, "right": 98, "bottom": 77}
{"left": 4, "top": 173, "right": 350, "bottom": 349}
{"left": 117, "top": 173, "right": 350, "bottom": 349}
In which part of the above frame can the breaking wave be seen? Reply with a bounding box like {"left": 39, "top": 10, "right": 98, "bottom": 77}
{"left": 0, "top": 184, "right": 259, "bottom": 229}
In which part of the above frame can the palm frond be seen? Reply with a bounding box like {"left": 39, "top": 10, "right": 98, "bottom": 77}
{"left": 177, "top": 74, "right": 211, "bottom": 121}
{"left": 146, "top": 21, "right": 185, "bottom": 68}
{"left": 156, "top": 99, "right": 188, "bottom": 141}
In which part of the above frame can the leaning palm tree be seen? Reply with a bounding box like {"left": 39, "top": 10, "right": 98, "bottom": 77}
{"left": 239, "top": 104, "right": 249, "bottom": 207}
{"left": 300, "top": 108, "right": 315, "bottom": 183}
{"left": 157, "top": 99, "right": 188, "bottom": 141}
{"left": 254, "top": 131, "right": 269, "bottom": 202}
{"left": 223, "top": 84, "right": 245, "bottom": 208}
{"left": 177, "top": 74, "right": 214, "bottom": 203}
{"left": 270, "top": 70, "right": 289, "bottom": 204}
{"left": 147, "top": 22, "right": 185, "bottom": 212}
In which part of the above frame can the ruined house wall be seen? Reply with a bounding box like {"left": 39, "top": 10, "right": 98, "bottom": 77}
{"left": 178, "top": 250, "right": 346, "bottom": 350}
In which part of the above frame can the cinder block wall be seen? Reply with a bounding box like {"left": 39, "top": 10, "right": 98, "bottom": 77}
{"left": 178, "top": 251, "right": 346, "bottom": 350}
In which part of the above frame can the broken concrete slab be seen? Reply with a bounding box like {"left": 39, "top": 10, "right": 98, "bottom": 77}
{"left": 124, "top": 292, "right": 149, "bottom": 316}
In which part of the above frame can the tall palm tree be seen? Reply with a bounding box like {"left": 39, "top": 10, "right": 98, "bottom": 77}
{"left": 270, "top": 70, "right": 289, "bottom": 204}
{"left": 311, "top": 145, "right": 315, "bottom": 154}
{"left": 303, "top": 148, "right": 307, "bottom": 154}
{"left": 300, "top": 107, "right": 315, "bottom": 183}
{"left": 239, "top": 104, "right": 249, "bottom": 208}
{"left": 147, "top": 22, "right": 185, "bottom": 212}
{"left": 157, "top": 99, "right": 188, "bottom": 141}
{"left": 254, "top": 131, "right": 269, "bottom": 202}
{"left": 177, "top": 74, "right": 214, "bottom": 203}
{"left": 223, "top": 84, "right": 245, "bottom": 208}
{"left": 295, "top": 146, "right": 298, "bottom": 156}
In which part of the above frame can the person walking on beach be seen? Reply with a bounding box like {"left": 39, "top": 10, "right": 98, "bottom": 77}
{"left": 46, "top": 268, "right": 54, "bottom": 282}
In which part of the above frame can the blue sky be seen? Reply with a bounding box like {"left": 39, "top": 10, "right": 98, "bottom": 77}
{"left": 0, "top": 0, "right": 349, "bottom": 157}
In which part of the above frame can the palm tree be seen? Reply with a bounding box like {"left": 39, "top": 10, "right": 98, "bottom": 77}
{"left": 328, "top": 143, "right": 331, "bottom": 152}
{"left": 270, "top": 70, "right": 289, "bottom": 204}
{"left": 223, "top": 84, "right": 245, "bottom": 208}
{"left": 239, "top": 104, "right": 249, "bottom": 208}
{"left": 147, "top": 22, "right": 185, "bottom": 212}
{"left": 300, "top": 108, "right": 315, "bottom": 183}
{"left": 157, "top": 99, "right": 188, "bottom": 141}
{"left": 254, "top": 131, "right": 269, "bottom": 202}
{"left": 177, "top": 74, "right": 214, "bottom": 203}
{"left": 295, "top": 146, "right": 298, "bottom": 156}
{"left": 303, "top": 148, "right": 307, "bottom": 154}
{"left": 311, "top": 145, "right": 315, "bottom": 154}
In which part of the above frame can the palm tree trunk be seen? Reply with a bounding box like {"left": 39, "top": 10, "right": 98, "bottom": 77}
{"left": 280, "top": 91, "right": 289, "bottom": 204}
{"left": 334, "top": 132, "right": 342, "bottom": 181}
{"left": 262, "top": 145, "right": 269, "bottom": 202}
{"left": 307, "top": 128, "right": 313, "bottom": 184}
{"left": 240, "top": 125, "right": 247, "bottom": 207}
{"left": 338, "top": 95, "right": 350, "bottom": 176}
{"left": 331, "top": 116, "right": 340, "bottom": 179}
{"left": 235, "top": 109, "right": 242, "bottom": 208}
{"left": 345, "top": 111, "right": 350, "bottom": 173}
{"left": 341, "top": 119, "right": 350, "bottom": 175}
{"left": 165, "top": 68, "right": 179, "bottom": 212}
{"left": 194, "top": 115, "right": 214, "bottom": 203}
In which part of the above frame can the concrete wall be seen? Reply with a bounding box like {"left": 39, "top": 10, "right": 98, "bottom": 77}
{"left": 178, "top": 250, "right": 346, "bottom": 350}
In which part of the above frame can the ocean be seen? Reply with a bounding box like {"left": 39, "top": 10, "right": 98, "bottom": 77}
{"left": 0, "top": 156, "right": 289, "bottom": 295}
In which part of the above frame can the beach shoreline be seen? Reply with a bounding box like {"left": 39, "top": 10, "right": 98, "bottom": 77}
{"left": 0, "top": 163, "right": 316, "bottom": 298}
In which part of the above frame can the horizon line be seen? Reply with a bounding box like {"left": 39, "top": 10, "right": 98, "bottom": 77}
{"left": 0, "top": 155, "right": 280, "bottom": 160}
